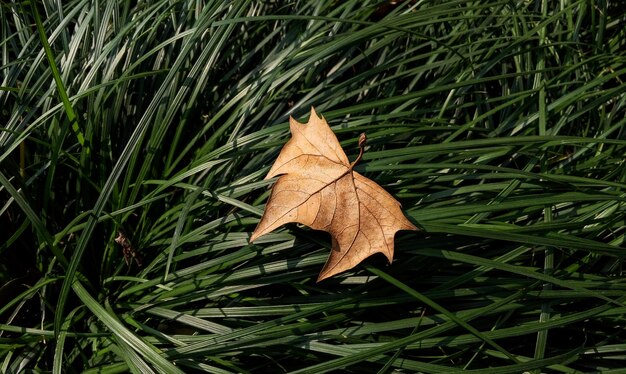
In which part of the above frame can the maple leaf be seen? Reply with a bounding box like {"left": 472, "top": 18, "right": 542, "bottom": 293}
{"left": 250, "top": 107, "right": 417, "bottom": 281}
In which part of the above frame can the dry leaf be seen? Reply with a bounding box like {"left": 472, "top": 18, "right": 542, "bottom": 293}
{"left": 114, "top": 230, "right": 142, "bottom": 267}
{"left": 250, "top": 107, "right": 417, "bottom": 281}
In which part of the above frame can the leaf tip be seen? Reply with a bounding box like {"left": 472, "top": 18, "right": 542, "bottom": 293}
{"left": 406, "top": 221, "right": 419, "bottom": 232}
{"left": 288, "top": 115, "right": 301, "bottom": 127}
{"left": 316, "top": 271, "right": 331, "bottom": 283}
{"left": 250, "top": 224, "right": 268, "bottom": 243}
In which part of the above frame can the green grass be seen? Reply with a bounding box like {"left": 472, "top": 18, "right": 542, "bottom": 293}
{"left": 1, "top": 0, "right": 626, "bottom": 372}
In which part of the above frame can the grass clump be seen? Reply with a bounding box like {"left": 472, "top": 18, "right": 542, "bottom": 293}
{"left": 1, "top": 1, "right": 626, "bottom": 372}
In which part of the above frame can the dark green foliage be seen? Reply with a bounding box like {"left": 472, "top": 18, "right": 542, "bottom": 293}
{"left": 1, "top": 0, "right": 626, "bottom": 372}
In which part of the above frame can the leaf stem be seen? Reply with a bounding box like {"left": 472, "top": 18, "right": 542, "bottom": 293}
{"left": 351, "top": 133, "right": 367, "bottom": 168}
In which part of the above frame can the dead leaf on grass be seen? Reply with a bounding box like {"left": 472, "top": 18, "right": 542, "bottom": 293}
{"left": 251, "top": 107, "right": 416, "bottom": 281}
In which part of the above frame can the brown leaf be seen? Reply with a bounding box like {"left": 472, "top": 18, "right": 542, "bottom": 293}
{"left": 250, "top": 107, "right": 417, "bottom": 281}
